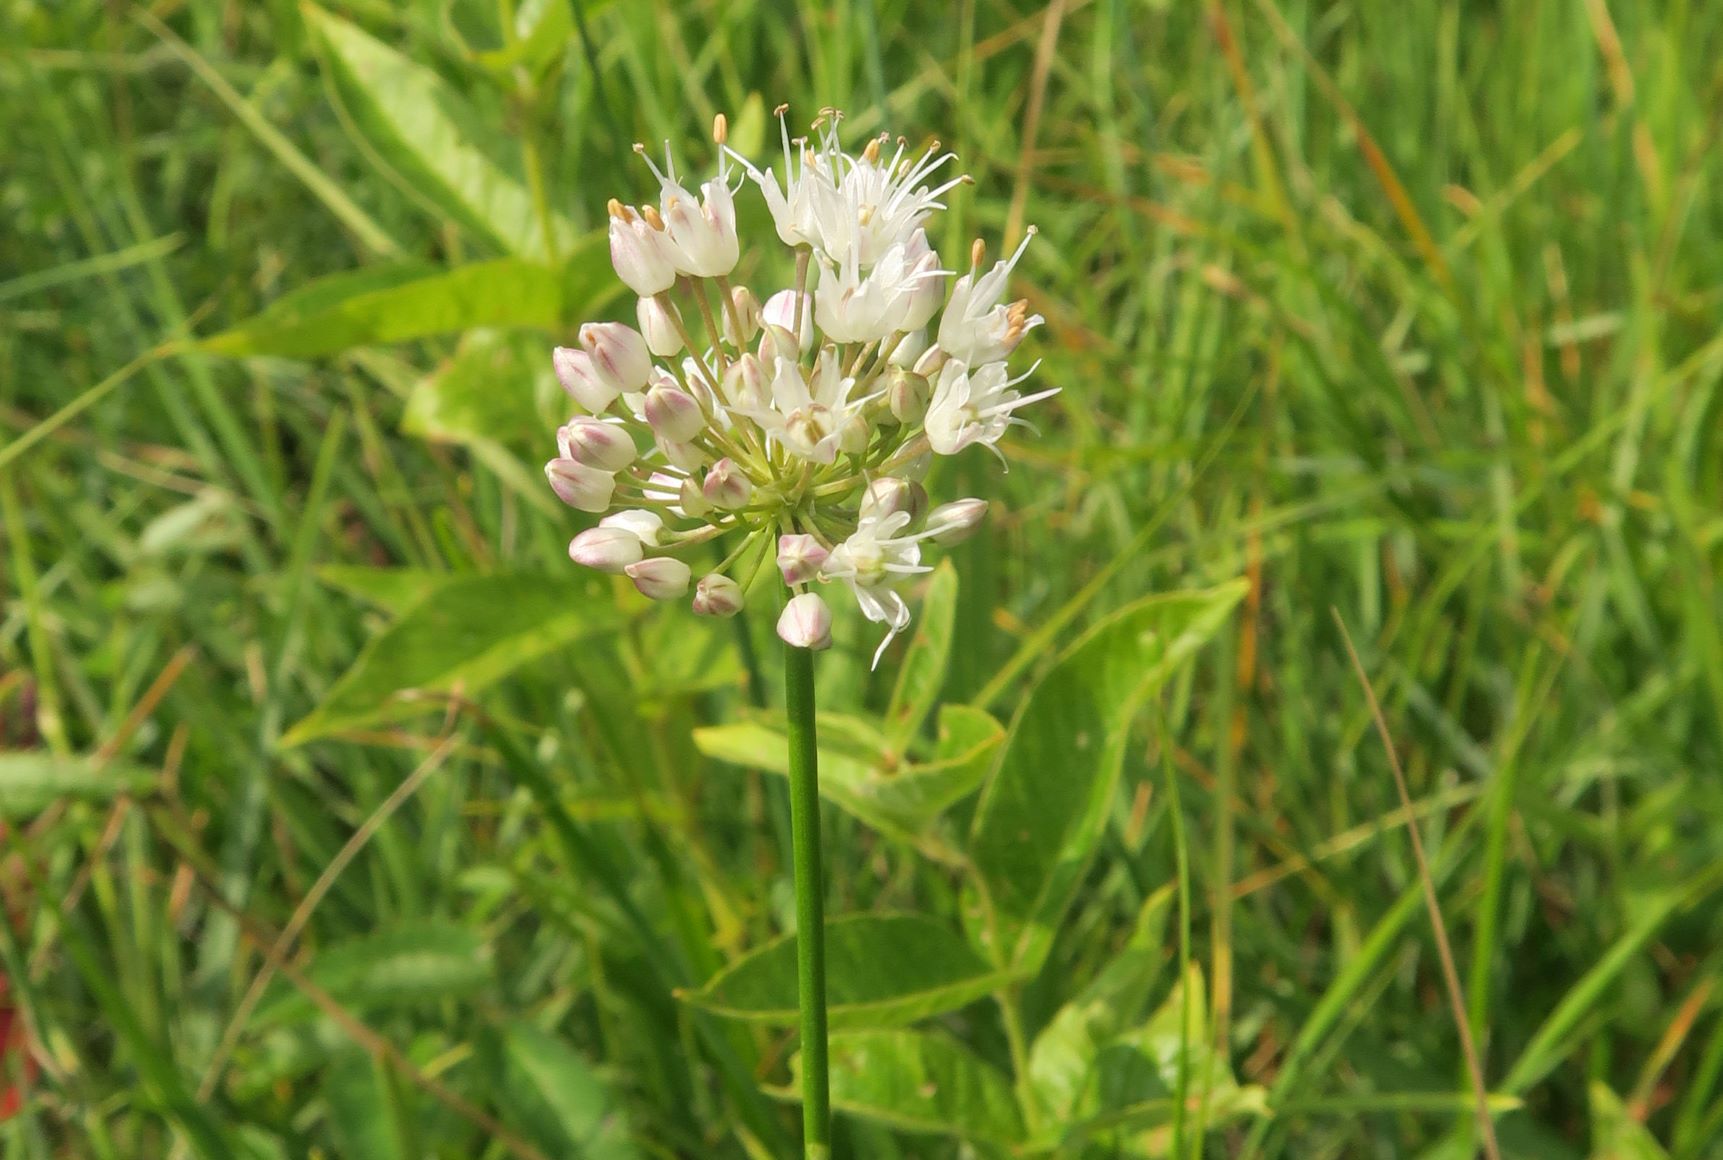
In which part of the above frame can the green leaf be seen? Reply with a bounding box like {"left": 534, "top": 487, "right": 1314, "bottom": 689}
{"left": 305, "top": 5, "right": 574, "bottom": 259}
{"left": 0, "top": 754, "right": 154, "bottom": 818}
{"left": 493, "top": 1022, "right": 641, "bottom": 1160}
{"left": 322, "top": 1050, "right": 408, "bottom": 1160}
{"left": 693, "top": 705, "right": 1003, "bottom": 845}
{"left": 884, "top": 560, "right": 958, "bottom": 751}
{"left": 797, "top": 1029, "right": 1024, "bottom": 1145}
{"left": 283, "top": 573, "right": 618, "bottom": 745}
{"left": 199, "top": 259, "right": 566, "bottom": 359}
{"left": 687, "top": 913, "right": 1009, "bottom": 1030}
{"left": 261, "top": 920, "right": 490, "bottom": 1024}
{"left": 1030, "top": 888, "right": 1174, "bottom": 1125}
{"left": 317, "top": 565, "right": 453, "bottom": 615}
{"left": 1052, "top": 965, "right": 1266, "bottom": 1154}
{"left": 1589, "top": 1083, "right": 1669, "bottom": 1160}
{"left": 404, "top": 328, "right": 560, "bottom": 451}
{"left": 967, "top": 580, "right": 1248, "bottom": 974}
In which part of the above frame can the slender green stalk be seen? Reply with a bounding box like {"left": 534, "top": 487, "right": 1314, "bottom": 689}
{"left": 784, "top": 643, "right": 831, "bottom": 1157}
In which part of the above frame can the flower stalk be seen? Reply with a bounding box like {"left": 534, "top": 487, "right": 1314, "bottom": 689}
{"left": 783, "top": 640, "right": 830, "bottom": 1157}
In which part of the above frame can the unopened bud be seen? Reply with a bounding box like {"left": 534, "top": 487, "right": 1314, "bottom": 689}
{"left": 545, "top": 458, "right": 615, "bottom": 513}
{"left": 637, "top": 295, "right": 686, "bottom": 357}
{"left": 887, "top": 369, "right": 930, "bottom": 425}
{"left": 625, "top": 556, "right": 692, "bottom": 600}
{"left": 579, "top": 322, "right": 652, "bottom": 393}
{"left": 678, "top": 475, "right": 713, "bottom": 516}
{"left": 600, "top": 509, "right": 664, "bottom": 547}
{"left": 568, "top": 526, "right": 644, "bottom": 573}
{"left": 726, "top": 285, "right": 762, "bottom": 347}
{"left": 911, "top": 344, "right": 948, "bottom": 379}
{"left": 722, "top": 354, "right": 769, "bottom": 410}
{"left": 702, "top": 458, "right": 753, "bottom": 509}
{"left": 777, "top": 534, "right": 829, "bottom": 585}
{"left": 889, "top": 328, "right": 929, "bottom": 369}
{"left": 559, "top": 417, "right": 636, "bottom": 472}
{"left": 659, "top": 437, "right": 710, "bottom": 473}
{"left": 926, "top": 498, "right": 989, "bottom": 544}
{"left": 692, "top": 573, "right": 745, "bottom": 618}
{"left": 860, "top": 477, "right": 928, "bottom": 524}
{"left": 644, "top": 384, "right": 706, "bottom": 442}
{"left": 776, "top": 591, "right": 833, "bottom": 650}
{"left": 838, "top": 412, "right": 872, "bottom": 455}
{"left": 553, "top": 347, "right": 618, "bottom": 413}
{"left": 609, "top": 209, "right": 677, "bottom": 297}
{"left": 761, "top": 290, "right": 814, "bottom": 348}
{"left": 756, "top": 322, "right": 801, "bottom": 366}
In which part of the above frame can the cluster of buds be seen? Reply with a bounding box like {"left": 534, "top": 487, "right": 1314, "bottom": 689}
{"left": 546, "top": 107, "right": 1054, "bottom": 664}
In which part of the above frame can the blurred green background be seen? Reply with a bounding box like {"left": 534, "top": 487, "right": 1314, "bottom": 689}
{"left": 3, "top": 0, "right": 1722, "bottom": 1156}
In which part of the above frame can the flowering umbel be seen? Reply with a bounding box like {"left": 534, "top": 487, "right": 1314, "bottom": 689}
{"left": 546, "top": 107, "right": 1055, "bottom": 665}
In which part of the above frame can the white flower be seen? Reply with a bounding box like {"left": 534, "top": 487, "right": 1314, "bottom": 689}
{"left": 761, "top": 289, "right": 815, "bottom": 349}
{"left": 925, "top": 359, "right": 1057, "bottom": 457}
{"left": 607, "top": 201, "right": 679, "bottom": 297}
{"left": 937, "top": 230, "right": 1044, "bottom": 365}
{"left": 732, "top": 348, "right": 863, "bottom": 465}
{"left": 734, "top": 109, "right": 963, "bottom": 269}
{"left": 635, "top": 142, "right": 740, "bottom": 278}
{"left": 821, "top": 510, "right": 934, "bottom": 667}
{"left": 814, "top": 229, "right": 946, "bottom": 344}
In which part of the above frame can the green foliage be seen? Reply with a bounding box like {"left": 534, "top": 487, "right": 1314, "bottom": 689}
{"left": 5, "top": 0, "right": 1722, "bottom": 1157}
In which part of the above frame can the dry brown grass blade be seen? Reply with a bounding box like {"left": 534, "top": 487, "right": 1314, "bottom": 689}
{"left": 1332, "top": 610, "right": 1503, "bottom": 1160}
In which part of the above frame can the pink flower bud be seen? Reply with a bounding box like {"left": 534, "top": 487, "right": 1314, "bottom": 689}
{"left": 678, "top": 475, "right": 712, "bottom": 516}
{"left": 559, "top": 417, "right": 636, "bottom": 472}
{"left": 926, "top": 498, "right": 989, "bottom": 544}
{"left": 911, "top": 344, "right": 948, "bottom": 379}
{"left": 553, "top": 347, "right": 617, "bottom": 413}
{"left": 608, "top": 204, "right": 678, "bottom": 297}
{"left": 887, "top": 368, "right": 930, "bottom": 425}
{"left": 756, "top": 322, "right": 802, "bottom": 366}
{"left": 600, "top": 509, "right": 665, "bottom": 547}
{"left": 545, "top": 458, "right": 615, "bottom": 513}
{"left": 838, "top": 413, "right": 873, "bottom": 455}
{"left": 658, "top": 437, "right": 710, "bottom": 473}
{"left": 761, "top": 290, "right": 815, "bottom": 348}
{"left": 579, "top": 323, "right": 651, "bottom": 394}
{"left": 722, "top": 354, "right": 769, "bottom": 410}
{"left": 777, "top": 592, "right": 833, "bottom": 651}
{"left": 702, "top": 458, "right": 753, "bottom": 510}
{"left": 624, "top": 556, "right": 692, "bottom": 600}
{"left": 777, "top": 534, "right": 829, "bottom": 585}
{"left": 860, "top": 478, "right": 928, "bottom": 524}
{"left": 644, "top": 384, "right": 705, "bottom": 443}
{"left": 692, "top": 574, "right": 745, "bottom": 618}
{"left": 568, "top": 526, "right": 644, "bottom": 573}
{"left": 637, "top": 295, "right": 685, "bottom": 357}
{"left": 725, "top": 285, "right": 762, "bottom": 347}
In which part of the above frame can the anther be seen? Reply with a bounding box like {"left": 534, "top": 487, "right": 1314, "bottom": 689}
{"left": 712, "top": 113, "right": 728, "bottom": 145}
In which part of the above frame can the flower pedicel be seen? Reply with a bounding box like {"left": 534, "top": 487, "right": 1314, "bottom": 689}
{"left": 546, "top": 107, "right": 1054, "bottom": 666}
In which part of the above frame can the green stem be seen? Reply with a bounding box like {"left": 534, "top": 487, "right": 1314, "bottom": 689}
{"left": 784, "top": 642, "right": 831, "bottom": 1157}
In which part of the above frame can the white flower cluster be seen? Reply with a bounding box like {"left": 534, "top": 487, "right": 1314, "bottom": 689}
{"left": 546, "top": 107, "right": 1055, "bottom": 665}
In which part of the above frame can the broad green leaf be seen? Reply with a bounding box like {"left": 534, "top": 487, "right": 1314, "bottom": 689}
{"left": 687, "top": 913, "right": 1008, "bottom": 1030}
{"left": 404, "top": 328, "right": 561, "bottom": 451}
{"left": 200, "top": 259, "right": 565, "bottom": 359}
{"left": 493, "top": 1022, "right": 641, "bottom": 1160}
{"left": 1052, "top": 965, "right": 1266, "bottom": 1154}
{"left": 305, "top": 5, "right": 574, "bottom": 258}
{"left": 1030, "top": 888, "right": 1174, "bottom": 1124}
{"left": 322, "top": 1050, "right": 408, "bottom": 1160}
{"left": 967, "top": 580, "right": 1248, "bottom": 974}
{"left": 317, "top": 565, "right": 453, "bottom": 615}
{"left": 1588, "top": 1083, "right": 1669, "bottom": 1160}
{"left": 796, "top": 1029, "right": 1024, "bottom": 1145}
{"left": 260, "top": 920, "right": 490, "bottom": 1024}
{"left": 693, "top": 705, "right": 1002, "bottom": 844}
{"left": 884, "top": 560, "right": 958, "bottom": 751}
{"left": 0, "top": 754, "right": 154, "bottom": 818}
{"left": 283, "top": 573, "right": 617, "bottom": 745}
